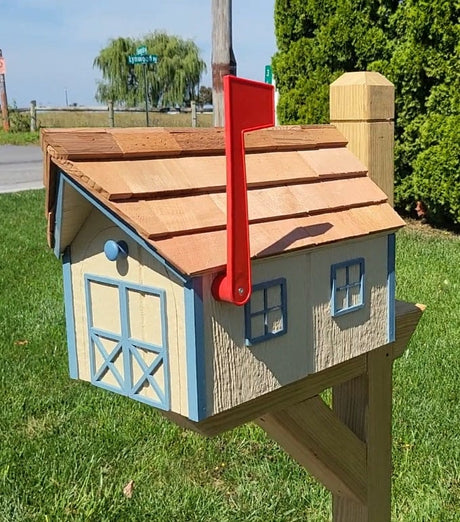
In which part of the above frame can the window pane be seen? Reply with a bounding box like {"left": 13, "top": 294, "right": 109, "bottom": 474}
{"left": 349, "top": 284, "right": 362, "bottom": 307}
{"left": 335, "top": 267, "right": 347, "bottom": 287}
{"left": 251, "top": 289, "right": 264, "bottom": 313}
{"left": 250, "top": 314, "right": 265, "bottom": 340}
{"left": 267, "top": 309, "right": 284, "bottom": 335}
{"left": 266, "top": 285, "right": 281, "bottom": 308}
{"left": 348, "top": 263, "right": 361, "bottom": 284}
{"left": 335, "top": 288, "right": 347, "bottom": 312}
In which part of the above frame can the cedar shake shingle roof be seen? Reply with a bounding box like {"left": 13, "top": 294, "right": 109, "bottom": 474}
{"left": 42, "top": 126, "right": 404, "bottom": 276}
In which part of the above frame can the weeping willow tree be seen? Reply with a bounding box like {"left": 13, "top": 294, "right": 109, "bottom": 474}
{"left": 94, "top": 31, "right": 206, "bottom": 108}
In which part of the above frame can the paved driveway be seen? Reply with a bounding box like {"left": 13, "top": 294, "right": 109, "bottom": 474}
{"left": 0, "top": 145, "right": 43, "bottom": 193}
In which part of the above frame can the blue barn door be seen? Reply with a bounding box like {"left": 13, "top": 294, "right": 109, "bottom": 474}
{"left": 84, "top": 275, "right": 169, "bottom": 411}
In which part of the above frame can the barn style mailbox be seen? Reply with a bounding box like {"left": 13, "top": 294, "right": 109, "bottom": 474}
{"left": 43, "top": 73, "right": 423, "bottom": 521}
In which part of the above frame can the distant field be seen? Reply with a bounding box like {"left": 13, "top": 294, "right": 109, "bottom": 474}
{"left": 0, "top": 110, "right": 214, "bottom": 145}
{"left": 36, "top": 110, "right": 213, "bottom": 129}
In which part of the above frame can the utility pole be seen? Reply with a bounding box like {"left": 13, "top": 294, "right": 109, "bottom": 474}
{"left": 143, "top": 63, "right": 149, "bottom": 127}
{"left": 0, "top": 49, "right": 10, "bottom": 131}
{"left": 211, "top": 0, "right": 236, "bottom": 127}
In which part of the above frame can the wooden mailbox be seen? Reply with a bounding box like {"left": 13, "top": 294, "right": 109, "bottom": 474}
{"left": 42, "top": 73, "right": 423, "bottom": 521}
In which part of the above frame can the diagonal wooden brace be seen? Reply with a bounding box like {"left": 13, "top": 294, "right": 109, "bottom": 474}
{"left": 257, "top": 395, "right": 367, "bottom": 504}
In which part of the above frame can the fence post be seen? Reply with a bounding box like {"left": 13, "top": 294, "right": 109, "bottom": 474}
{"left": 330, "top": 72, "right": 395, "bottom": 205}
{"left": 30, "top": 100, "right": 37, "bottom": 132}
{"left": 108, "top": 101, "right": 115, "bottom": 127}
{"left": 191, "top": 101, "right": 197, "bottom": 128}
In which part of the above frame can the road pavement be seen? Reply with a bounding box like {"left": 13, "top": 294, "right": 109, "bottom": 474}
{"left": 0, "top": 145, "right": 43, "bottom": 193}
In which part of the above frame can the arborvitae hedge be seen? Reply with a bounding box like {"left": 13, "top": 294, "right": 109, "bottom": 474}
{"left": 273, "top": 0, "right": 459, "bottom": 229}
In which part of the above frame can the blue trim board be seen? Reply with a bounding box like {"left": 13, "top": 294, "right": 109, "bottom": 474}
{"left": 62, "top": 248, "right": 79, "bottom": 378}
{"left": 119, "top": 277, "right": 132, "bottom": 395}
{"left": 84, "top": 273, "right": 170, "bottom": 411}
{"left": 184, "top": 278, "right": 207, "bottom": 422}
{"left": 387, "top": 234, "right": 396, "bottom": 343}
{"left": 58, "top": 172, "right": 188, "bottom": 285}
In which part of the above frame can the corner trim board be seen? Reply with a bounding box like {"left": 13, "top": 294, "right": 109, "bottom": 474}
{"left": 184, "top": 278, "right": 207, "bottom": 421}
{"left": 387, "top": 233, "right": 396, "bottom": 342}
{"left": 62, "top": 247, "right": 79, "bottom": 378}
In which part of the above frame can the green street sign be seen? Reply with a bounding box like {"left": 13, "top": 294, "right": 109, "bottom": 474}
{"left": 265, "top": 65, "right": 272, "bottom": 84}
{"left": 136, "top": 45, "right": 147, "bottom": 56}
{"left": 128, "top": 54, "right": 158, "bottom": 65}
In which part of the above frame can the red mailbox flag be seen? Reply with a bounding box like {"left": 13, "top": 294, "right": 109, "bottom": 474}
{"left": 212, "top": 75, "right": 275, "bottom": 305}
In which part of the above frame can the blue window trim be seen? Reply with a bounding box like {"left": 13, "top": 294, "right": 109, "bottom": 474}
{"left": 387, "top": 234, "right": 396, "bottom": 342}
{"left": 84, "top": 274, "right": 170, "bottom": 411}
{"left": 331, "top": 258, "right": 365, "bottom": 317}
{"left": 55, "top": 172, "right": 188, "bottom": 285}
{"left": 184, "top": 278, "right": 207, "bottom": 422}
{"left": 62, "top": 247, "right": 79, "bottom": 379}
{"left": 245, "top": 278, "right": 288, "bottom": 346}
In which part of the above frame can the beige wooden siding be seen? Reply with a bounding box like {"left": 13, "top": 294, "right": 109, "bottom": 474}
{"left": 69, "top": 205, "right": 188, "bottom": 417}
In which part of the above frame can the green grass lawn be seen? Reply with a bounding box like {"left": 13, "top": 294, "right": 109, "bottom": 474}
{"left": 0, "top": 190, "right": 458, "bottom": 521}
{"left": 0, "top": 130, "right": 40, "bottom": 146}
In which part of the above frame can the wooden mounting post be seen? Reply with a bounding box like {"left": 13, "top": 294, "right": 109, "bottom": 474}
{"left": 211, "top": 0, "right": 237, "bottom": 127}
{"left": 257, "top": 301, "right": 424, "bottom": 521}
{"left": 332, "top": 347, "right": 393, "bottom": 521}
{"left": 257, "top": 346, "right": 393, "bottom": 520}
{"left": 330, "top": 72, "right": 395, "bottom": 205}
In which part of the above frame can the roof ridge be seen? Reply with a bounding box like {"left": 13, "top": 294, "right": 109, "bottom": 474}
{"left": 41, "top": 126, "right": 348, "bottom": 162}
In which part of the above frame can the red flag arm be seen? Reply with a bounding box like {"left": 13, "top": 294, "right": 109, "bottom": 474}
{"left": 212, "top": 76, "right": 275, "bottom": 305}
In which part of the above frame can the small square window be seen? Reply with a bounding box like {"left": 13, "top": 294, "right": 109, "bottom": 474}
{"left": 245, "top": 278, "right": 287, "bottom": 345}
{"left": 331, "top": 259, "right": 365, "bottom": 316}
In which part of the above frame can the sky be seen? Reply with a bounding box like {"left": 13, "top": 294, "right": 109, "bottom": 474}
{"left": 1, "top": 0, "right": 277, "bottom": 108}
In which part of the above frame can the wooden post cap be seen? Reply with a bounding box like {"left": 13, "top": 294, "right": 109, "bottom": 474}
{"left": 330, "top": 72, "right": 394, "bottom": 122}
